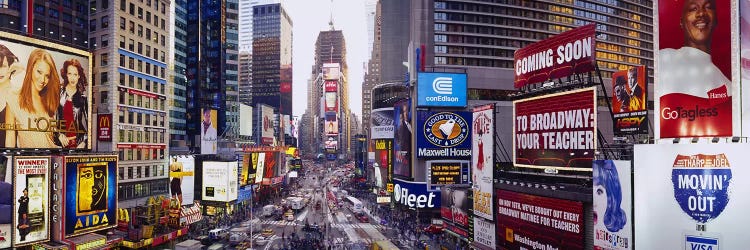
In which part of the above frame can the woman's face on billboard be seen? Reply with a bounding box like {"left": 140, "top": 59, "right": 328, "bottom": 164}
{"left": 31, "top": 60, "right": 52, "bottom": 93}
{"left": 0, "top": 58, "right": 11, "bottom": 83}
{"left": 66, "top": 65, "right": 80, "bottom": 87}
{"left": 593, "top": 184, "right": 607, "bottom": 226}
{"left": 681, "top": 0, "right": 716, "bottom": 48}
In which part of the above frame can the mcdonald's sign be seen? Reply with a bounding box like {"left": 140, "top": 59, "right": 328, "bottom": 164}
{"left": 98, "top": 114, "right": 112, "bottom": 141}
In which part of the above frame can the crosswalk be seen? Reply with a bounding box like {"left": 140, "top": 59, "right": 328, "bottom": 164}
{"left": 330, "top": 237, "right": 373, "bottom": 245}
{"left": 259, "top": 220, "right": 386, "bottom": 230}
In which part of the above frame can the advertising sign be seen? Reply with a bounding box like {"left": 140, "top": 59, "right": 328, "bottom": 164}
{"left": 472, "top": 103, "right": 495, "bottom": 221}
{"left": 417, "top": 72, "right": 468, "bottom": 107}
{"left": 634, "top": 144, "right": 750, "bottom": 249}
{"left": 416, "top": 111, "right": 471, "bottom": 158}
{"left": 371, "top": 108, "right": 394, "bottom": 139}
{"left": 612, "top": 66, "right": 648, "bottom": 135}
{"left": 324, "top": 80, "right": 337, "bottom": 92}
{"left": 325, "top": 117, "right": 339, "bottom": 135}
{"left": 13, "top": 157, "right": 49, "bottom": 246}
{"left": 64, "top": 155, "right": 117, "bottom": 237}
{"left": 496, "top": 189, "right": 584, "bottom": 249}
{"left": 441, "top": 187, "right": 470, "bottom": 237}
{"left": 260, "top": 105, "right": 275, "bottom": 145}
{"left": 392, "top": 179, "right": 440, "bottom": 209}
{"left": 325, "top": 92, "right": 338, "bottom": 112}
{"left": 283, "top": 115, "right": 291, "bottom": 136}
{"left": 0, "top": 31, "right": 92, "bottom": 150}
{"left": 593, "top": 160, "right": 632, "bottom": 250}
{"left": 200, "top": 109, "right": 218, "bottom": 154}
{"left": 513, "top": 24, "right": 596, "bottom": 88}
{"left": 742, "top": 0, "right": 750, "bottom": 134}
{"left": 325, "top": 138, "right": 338, "bottom": 149}
{"left": 202, "top": 162, "right": 238, "bottom": 202}
{"left": 474, "top": 217, "right": 496, "bottom": 250}
{"left": 254, "top": 153, "right": 266, "bottom": 184}
{"left": 0, "top": 156, "right": 10, "bottom": 248}
{"left": 657, "top": 0, "right": 733, "bottom": 138}
{"left": 513, "top": 87, "right": 596, "bottom": 170}
{"left": 170, "top": 156, "right": 195, "bottom": 206}
{"left": 428, "top": 161, "right": 469, "bottom": 186}
{"left": 393, "top": 100, "right": 411, "bottom": 177}
{"left": 239, "top": 104, "right": 253, "bottom": 136}
{"left": 323, "top": 63, "right": 340, "bottom": 80}
{"left": 373, "top": 139, "right": 392, "bottom": 184}
{"left": 97, "top": 114, "right": 112, "bottom": 141}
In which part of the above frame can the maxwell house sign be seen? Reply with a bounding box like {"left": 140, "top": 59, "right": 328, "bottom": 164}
{"left": 671, "top": 154, "right": 732, "bottom": 223}
{"left": 417, "top": 111, "right": 472, "bottom": 158}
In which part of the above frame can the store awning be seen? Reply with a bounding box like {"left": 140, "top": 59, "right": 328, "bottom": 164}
{"left": 180, "top": 201, "right": 203, "bottom": 225}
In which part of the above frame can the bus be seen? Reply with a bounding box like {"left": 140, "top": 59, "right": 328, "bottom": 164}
{"left": 344, "top": 196, "right": 364, "bottom": 214}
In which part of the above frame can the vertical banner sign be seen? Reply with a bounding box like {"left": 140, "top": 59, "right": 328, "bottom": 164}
{"left": 634, "top": 144, "right": 750, "bottom": 249}
{"left": 200, "top": 109, "right": 218, "bottom": 154}
{"left": 472, "top": 104, "right": 494, "bottom": 220}
{"left": 97, "top": 114, "right": 112, "bottom": 141}
{"left": 393, "top": 100, "right": 411, "bottom": 178}
{"left": 513, "top": 24, "right": 597, "bottom": 88}
{"left": 254, "top": 153, "right": 266, "bottom": 184}
{"left": 170, "top": 156, "right": 196, "bottom": 206}
{"left": 13, "top": 157, "right": 49, "bottom": 246}
{"left": 260, "top": 105, "right": 275, "bottom": 145}
{"left": 0, "top": 156, "right": 11, "bottom": 248}
{"left": 611, "top": 66, "right": 648, "bottom": 135}
{"left": 496, "top": 190, "right": 584, "bottom": 249}
{"left": 371, "top": 108, "right": 394, "bottom": 139}
{"left": 657, "top": 0, "right": 733, "bottom": 138}
{"left": 373, "top": 139, "right": 393, "bottom": 191}
{"left": 441, "top": 187, "right": 470, "bottom": 238}
{"left": 513, "top": 88, "right": 596, "bottom": 170}
{"left": 64, "top": 156, "right": 118, "bottom": 237}
{"left": 742, "top": 0, "right": 750, "bottom": 134}
{"left": 593, "top": 160, "right": 632, "bottom": 250}
{"left": 473, "top": 217, "right": 496, "bottom": 249}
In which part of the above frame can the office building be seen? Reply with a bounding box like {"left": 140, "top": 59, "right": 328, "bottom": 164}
{"left": 362, "top": 0, "right": 381, "bottom": 140}
{"left": 170, "top": 0, "right": 188, "bottom": 147}
{"left": 239, "top": 51, "right": 253, "bottom": 105}
{"left": 251, "top": 3, "right": 293, "bottom": 116}
{"left": 0, "top": 0, "right": 89, "bottom": 50}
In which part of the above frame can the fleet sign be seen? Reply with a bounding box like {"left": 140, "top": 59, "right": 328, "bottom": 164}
{"left": 514, "top": 24, "right": 597, "bottom": 88}
{"left": 416, "top": 111, "right": 472, "bottom": 158}
{"left": 417, "top": 72, "right": 467, "bottom": 107}
{"left": 392, "top": 179, "right": 440, "bottom": 209}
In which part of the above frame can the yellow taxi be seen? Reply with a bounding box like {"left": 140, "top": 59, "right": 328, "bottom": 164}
{"left": 261, "top": 228, "right": 274, "bottom": 238}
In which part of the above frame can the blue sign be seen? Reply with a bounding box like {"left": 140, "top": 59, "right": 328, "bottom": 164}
{"left": 417, "top": 72, "right": 467, "bottom": 107}
{"left": 685, "top": 235, "right": 719, "bottom": 250}
{"left": 416, "top": 111, "right": 472, "bottom": 158}
{"left": 392, "top": 178, "right": 441, "bottom": 209}
{"left": 671, "top": 154, "right": 732, "bottom": 223}
{"left": 237, "top": 187, "right": 252, "bottom": 203}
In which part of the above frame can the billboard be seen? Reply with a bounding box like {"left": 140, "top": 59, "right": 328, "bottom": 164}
{"left": 0, "top": 156, "right": 10, "bottom": 248}
{"left": 239, "top": 104, "right": 253, "bottom": 136}
{"left": 200, "top": 109, "right": 218, "bottom": 154}
{"left": 323, "top": 63, "right": 340, "bottom": 80}
{"left": 97, "top": 114, "right": 112, "bottom": 141}
{"left": 428, "top": 160, "right": 469, "bottom": 186}
{"left": 0, "top": 31, "right": 92, "bottom": 150}
{"left": 392, "top": 179, "right": 440, "bottom": 209}
{"left": 63, "top": 155, "right": 117, "bottom": 237}
{"left": 325, "top": 117, "right": 339, "bottom": 136}
{"left": 325, "top": 138, "right": 338, "bottom": 149}
{"left": 496, "top": 189, "right": 584, "bottom": 249}
{"left": 283, "top": 115, "right": 291, "bottom": 136}
{"left": 393, "top": 100, "right": 411, "bottom": 177}
{"left": 170, "top": 156, "right": 196, "bottom": 206}
{"left": 472, "top": 105, "right": 495, "bottom": 221}
{"left": 239, "top": 153, "right": 256, "bottom": 186}
{"left": 657, "top": 0, "right": 733, "bottom": 138}
{"left": 202, "top": 162, "right": 239, "bottom": 202}
{"left": 593, "top": 160, "right": 632, "bottom": 250}
{"left": 416, "top": 72, "right": 467, "bottom": 107}
{"left": 513, "top": 23, "right": 596, "bottom": 88}
{"left": 634, "top": 144, "right": 750, "bottom": 249}
{"left": 370, "top": 108, "right": 394, "bottom": 139}
{"left": 260, "top": 105, "right": 275, "bottom": 145}
{"left": 13, "top": 157, "right": 50, "bottom": 246}
{"left": 513, "top": 87, "right": 596, "bottom": 170}
{"left": 416, "top": 111, "right": 471, "bottom": 158}
{"left": 441, "top": 187, "right": 470, "bottom": 237}
{"left": 254, "top": 152, "right": 266, "bottom": 184}
{"left": 324, "top": 80, "right": 337, "bottom": 92}
{"left": 325, "top": 92, "right": 338, "bottom": 112}
{"left": 612, "top": 66, "right": 648, "bottom": 135}
{"left": 474, "top": 217, "right": 496, "bottom": 250}
{"left": 373, "top": 139, "right": 392, "bottom": 186}
{"left": 743, "top": 0, "right": 750, "bottom": 135}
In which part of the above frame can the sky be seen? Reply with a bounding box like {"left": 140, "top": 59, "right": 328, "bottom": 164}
{"left": 285, "top": 0, "right": 369, "bottom": 118}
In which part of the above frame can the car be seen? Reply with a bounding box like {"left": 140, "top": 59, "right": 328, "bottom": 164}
{"left": 423, "top": 224, "right": 445, "bottom": 234}
{"left": 284, "top": 211, "right": 295, "bottom": 221}
{"left": 254, "top": 237, "right": 270, "bottom": 246}
{"left": 357, "top": 214, "right": 369, "bottom": 223}
{"left": 261, "top": 229, "right": 274, "bottom": 238}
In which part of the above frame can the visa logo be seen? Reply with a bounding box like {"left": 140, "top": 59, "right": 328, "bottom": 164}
{"left": 685, "top": 236, "right": 718, "bottom": 250}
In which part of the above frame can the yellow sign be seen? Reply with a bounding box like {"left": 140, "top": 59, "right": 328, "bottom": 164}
{"left": 386, "top": 183, "right": 393, "bottom": 193}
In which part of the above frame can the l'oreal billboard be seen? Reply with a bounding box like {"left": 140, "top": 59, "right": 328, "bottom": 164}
{"left": 416, "top": 111, "right": 472, "bottom": 158}
{"left": 417, "top": 72, "right": 467, "bottom": 107}
{"left": 0, "top": 31, "right": 92, "bottom": 150}
{"left": 63, "top": 155, "right": 118, "bottom": 237}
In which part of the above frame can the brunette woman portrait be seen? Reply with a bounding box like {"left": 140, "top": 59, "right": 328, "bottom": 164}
{"left": 54, "top": 58, "right": 88, "bottom": 148}
{"left": 0, "top": 44, "right": 21, "bottom": 147}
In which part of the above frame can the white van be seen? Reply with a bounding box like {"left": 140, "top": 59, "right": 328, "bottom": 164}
{"left": 208, "top": 228, "right": 228, "bottom": 241}
{"left": 229, "top": 227, "right": 249, "bottom": 245}
{"left": 262, "top": 205, "right": 277, "bottom": 217}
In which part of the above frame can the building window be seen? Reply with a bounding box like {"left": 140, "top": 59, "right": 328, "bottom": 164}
{"left": 101, "top": 72, "right": 108, "bottom": 84}
{"left": 127, "top": 166, "right": 133, "bottom": 178}
{"left": 101, "top": 35, "right": 109, "bottom": 47}
{"left": 144, "top": 166, "right": 150, "bottom": 177}
{"left": 120, "top": 0, "right": 126, "bottom": 10}
{"left": 434, "top": 35, "right": 447, "bottom": 42}
{"left": 89, "top": 19, "right": 96, "bottom": 31}
{"left": 101, "top": 15, "right": 109, "bottom": 28}
{"left": 101, "top": 53, "right": 108, "bottom": 66}
{"left": 120, "top": 17, "right": 126, "bottom": 29}
{"left": 101, "top": 0, "right": 109, "bottom": 9}
{"left": 120, "top": 36, "right": 125, "bottom": 48}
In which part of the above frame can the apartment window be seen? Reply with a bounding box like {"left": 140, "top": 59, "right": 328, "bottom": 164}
{"left": 138, "top": 42, "right": 142, "bottom": 54}
{"left": 120, "top": 0, "right": 126, "bottom": 10}
{"left": 101, "top": 35, "right": 109, "bottom": 47}
{"left": 145, "top": 45, "right": 151, "bottom": 57}
{"left": 128, "top": 93, "right": 134, "bottom": 106}
{"left": 145, "top": 62, "right": 151, "bottom": 74}
{"left": 101, "top": 72, "right": 108, "bottom": 84}
{"left": 101, "top": 0, "right": 108, "bottom": 9}
{"left": 146, "top": 28, "right": 151, "bottom": 40}
{"left": 89, "top": 19, "right": 96, "bottom": 31}
{"left": 435, "top": 23, "right": 446, "bottom": 31}
{"left": 120, "top": 17, "right": 126, "bottom": 29}
{"left": 137, "top": 61, "right": 142, "bottom": 71}
{"left": 144, "top": 166, "right": 150, "bottom": 177}
{"left": 129, "top": 39, "right": 134, "bottom": 51}
{"left": 146, "top": 12, "right": 151, "bottom": 23}
{"left": 137, "top": 25, "right": 143, "bottom": 37}
{"left": 138, "top": 7, "right": 143, "bottom": 19}
{"left": 434, "top": 13, "right": 447, "bottom": 20}
{"left": 161, "top": 19, "right": 165, "bottom": 30}
{"left": 160, "top": 35, "right": 165, "bottom": 46}
{"left": 161, "top": 3, "right": 165, "bottom": 14}
{"left": 127, "top": 167, "right": 133, "bottom": 178}
{"left": 89, "top": 37, "right": 96, "bottom": 48}
{"left": 129, "top": 3, "right": 134, "bottom": 15}
{"left": 120, "top": 35, "right": 125, "bottom": 48}
{"left": 137, "top": 131, "right": 142, "bottom": 142}
{"left": 129, "top": 21, "right": 134, "bottom": 33}
{"left": 435, "top": 45, "right": 447, "bottom": 53}
{"left": 129, "top": 58, "right": 134, "bottom": 69}
{"left": 101, "top": 15, "right": 109, "bottom": 28}
{"left": 434, "top": 34, "right": 447, "bottom": 42}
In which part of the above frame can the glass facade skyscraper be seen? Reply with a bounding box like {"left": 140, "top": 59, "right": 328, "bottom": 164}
{"left": 251, "top": 3, "right": 293, "bottom": 116}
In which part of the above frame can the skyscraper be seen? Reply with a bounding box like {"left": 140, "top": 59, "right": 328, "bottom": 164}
{"left": 362, "top": 0, "right": 382, "bottom": 141}
{"left": 251, "top": 3, "right": 293, "bottom": 116}
{"left": 170, "top": 0, "right": 188, "bottom": 146}
{"left": 91, "top": 0, "right": 173, "bottom": 207}
{"left": 0, "top": 0, "right": 89, "bottom": 50}
{"left": 239, "top": 51, "right": 253, "bottom": 105}
{"left": 185, "top": 0, "right": 240, "bottom": 152}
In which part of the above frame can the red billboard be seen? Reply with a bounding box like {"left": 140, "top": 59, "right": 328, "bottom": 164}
{"left": 97, "top": 114, "right": 112, "bottom": 141}
{"left": 496, "top": 189, "right": 583, "bottom": 250}
{"left": 514, "top": 24, "right": 597, "bottom": 89}
{"left": 657, "top": 0, "right": 733, "bottom": 138}
{"left": 324, "top": 81, "right": 337, "bottom": 92}
{"left": 280, "top": 82, "right": 292, "bottom": 93}
{"left": 513, "top": 88, "right": 596, "bottom": 170}
{"left": 612, "top": 66, "right": 648, "bottom": 135}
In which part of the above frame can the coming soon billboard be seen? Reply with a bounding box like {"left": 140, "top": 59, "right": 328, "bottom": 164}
{"left": 657, "top": 0, "right": 734, "bottom": 138}
{"left": 513, "top": 88, "right": 596, "bottom": 170}
{"left": 63, "top": 156, "right": 117, "bottom": 237}
{"left": 202, "top": 162, "right": 239, "bottom": 202}
{"left": 496, "top": 189, "right": 584, "bottom": 249}
{"left": 634, "top": 144, "right": 750, "bottom": 249}
{"left": 13, "top": 157, "right": 50, "bottom": 246}
{"left": 201, "top": 109, "right": 218, "bottom": 154}
{"left": 170, "top": 156, "right": 195, "bottom": 206}
{"left": 612, "top": 66, "right": 648, "bottom": 135}
{"left": 513, "top": 24, "right": 597, "bottom": 88}
{"left": 0, "top": 31, "right": 92, "bottom": 150}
